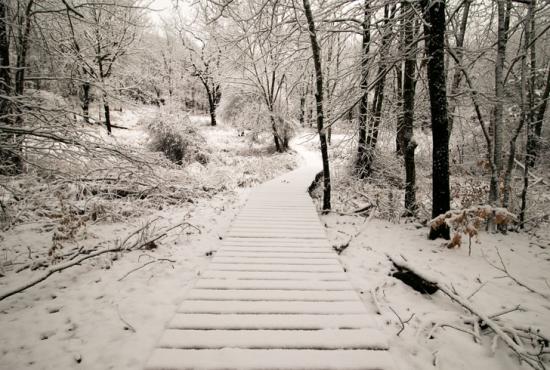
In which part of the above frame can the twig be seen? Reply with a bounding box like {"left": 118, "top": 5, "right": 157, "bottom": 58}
{"left": 485, "top": 247, "right": 550, "bottom": 300}
{"left": 388, "top": 306, "right": 414, "bottom": 336}
{"left": 440, "top": 324, "right": 482, "bottom": 343}
{"left": 370, "top": 288, "right": 382, "bottom": 315}
{"left": 117, "top": 258, "right": 175, "bottom": 281}
{"left": 467, "top": 280, "right": 488, "bottom": 299}
{"left": 115, "top": 305, "right": 136, "bottom": 333}
{"left": 0, "top": 221, "right": 185, "bottom": 301}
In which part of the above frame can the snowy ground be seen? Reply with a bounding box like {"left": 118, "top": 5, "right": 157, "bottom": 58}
{"left": 299, "top": 129, "right": 550, "bottom": 369}
{"left": 323, "top": 215, "right": 550, "bottom": 370}
{"left": 0, "top": 108, "right": 296, "bottom": 370}
{"left": 1, "top": 117, "right": 549, "bottom": 370}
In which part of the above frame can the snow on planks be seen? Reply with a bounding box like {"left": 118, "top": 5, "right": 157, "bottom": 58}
{"left": 145, "top": 167, "right": 394, "bottom": 370}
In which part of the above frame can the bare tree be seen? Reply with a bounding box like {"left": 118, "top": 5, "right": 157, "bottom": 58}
{"left": 303, "top": 0, "right": 330, "bottom": 211}
{"left": 423, "top": 0, "right": 450, "bottom": 240}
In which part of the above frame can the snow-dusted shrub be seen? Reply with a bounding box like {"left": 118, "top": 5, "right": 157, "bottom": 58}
{"left": 430, "top": 206, "right": 517, "bottom": 253}
{"left": 146, "top": 114, "right": 209, "bottom": 165}
{"left": 218, "top": 93, "right": 296, "bottom": 148}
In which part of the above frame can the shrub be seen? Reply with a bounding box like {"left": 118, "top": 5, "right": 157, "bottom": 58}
{"left": 146, "top": 114, "right": 209, "bottom": 165}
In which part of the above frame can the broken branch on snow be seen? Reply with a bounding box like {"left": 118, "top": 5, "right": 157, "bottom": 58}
{"left": 0, "top": 220, "right": 186, "bottom": 301}
{"left": 388, "top": 254, "right": 547, "bottom": 370}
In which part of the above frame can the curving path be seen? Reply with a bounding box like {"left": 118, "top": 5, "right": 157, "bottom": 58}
{"left": 144, "top": 138, "right": 394, "bottom": 370}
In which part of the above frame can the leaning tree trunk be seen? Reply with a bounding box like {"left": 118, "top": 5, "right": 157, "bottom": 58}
{"left": 303, "top": 0, "right": 331, "bottom": 211}
{"left": 402, "top": 1, "right": 417, "bottom": 216}
{"left": 355, "top": 0, "right": 371, "bottom": 177}
{"left": 424, "top": 0, "right": 450, "bottom": 240}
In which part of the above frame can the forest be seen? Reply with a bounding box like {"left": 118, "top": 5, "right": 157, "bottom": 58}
{"left": 0, "top": 0, "right": 549, "bottom": 369}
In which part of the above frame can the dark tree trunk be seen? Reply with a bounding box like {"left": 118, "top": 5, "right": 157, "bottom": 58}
{"left": 299, "top": 94, "right": 306, "bottom": 126}
{"left": 402, "top": 1, "right": 417, "bottom": 216}
{"left": 424, "top": 0, "right": 450, "bottom": 240}
{"left": 207, "top": 93, "right": 217, "bottom": 126}
{"left": 15, "top": 1, "right": 34, "bottom": 96}
{"left": 0, "top": 1, "right": 10, "bottom": 113}
{"left": 80, "top": 81, "right": 91, "bottom": 123}
{"left": 519, "top": 0, "right": 543, "bottom": 226}
{"left": 355, "top": 0, "right": 371, "bottom": 177}
{"left": 270, "top": 115, "right": 282, "bottom": 152}
{"left": 202, "top": 81, "right": 220, "bottom": 127}
{"left": 395, "top": 64, "right": 405, "bottom": 156}
{"left": 303, "top": 0, "right": 331, "bottom": 211}
{"left": 103, "top": 95, "right": 112, "bottom": 135}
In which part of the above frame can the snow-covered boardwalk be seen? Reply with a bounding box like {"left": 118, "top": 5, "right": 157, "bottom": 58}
{"left": 145, "top": 164, "right": 394, "bottom": 370}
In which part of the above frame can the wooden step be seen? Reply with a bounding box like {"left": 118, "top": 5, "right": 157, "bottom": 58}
{"left": 145, "top": 348, "right": 395, "bottom": 370}
{"left": 176, "top": 300, "right": 366, "bottom": 314}
{"left": 158, "top": 329, "right": 389, "bottom": 350}
{"left": 167, "top": 313, "right": 381, "bottom": 330}
{"left": 185, "top": 289, "right": 358, "bottom": 301}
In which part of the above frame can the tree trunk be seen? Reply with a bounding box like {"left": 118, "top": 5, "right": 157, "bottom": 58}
{"left": 502, "top": 1, "right": 533, "bottom": 210}
{"left": 0, "top": 1, "right": 10, "bottom": 114}
{"left": 402, "top": 1, "right": 417, "bottom": 216}
{"left": 15, "top": 1, "right": 34, "bottom": 96}
{"left": 489, "top": 0, "right": 510, "bottom": 205}
{"left": 529, "top": 63, "right": 550, "bottom": 166}
{"left": 519, "top": 0, "right": 542, "bottom": 226}
{"left": 424, "top": 0, "right": 450, "bottom": 240}
{"left": 364, "top": 4, "right": 392, "bottom": 173}
{"left": 202, "top": 81, "right": 220, "bottom": 127}
{"left": 303, "top": 0, "right": 331, "bottom": 211}
{"left": 299, "top": 93, "right": 306, "bottom": 126}
{"left": 0, "top": 1, "right": 21, "bottom": 175}
{"left": 355, "top": 0, "right": 371, "bottom": 177}
{"left": 80, "top": 80, "right": 91, "bottom": 123}
{"left": 103, "top": 94, "right": 112, "bottom": 135}
{"left": 270, "top": 114, "right": 282, "bottom": 152}
{"left": 447, "top": 0, "right": 471, "bottom": 134}
{"left": 396, "top": 64, "right": 405, "bottom": 156}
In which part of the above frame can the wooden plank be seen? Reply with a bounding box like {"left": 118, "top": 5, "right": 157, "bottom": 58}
{"left": 185, "top": 289, "right": 358, "bottom": 301}
{"left": 211, "top": 257, "right": 338, "bottom": 265}
{"left": 201, "top": 270, "right": 347, "bottom": 280}
{"left": 158, "top": 329, "right": 388, "bottom": 350}
{"left": 167, "top": 313, "right": 381, "bottom": 330}
{"left": 145, "top": 348, "right": 394, "bottom": 370}
{"left": 217, "top": 247, "right": 334, "bottom": 253}
{"left": 194, "top": 279, "right": 353, "bottom": 291}
{"left": 208, "top": 264, "right": 343, "bottom": 272}
{"left": 176, "top": 300, "right": 366, "bottom": 314}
